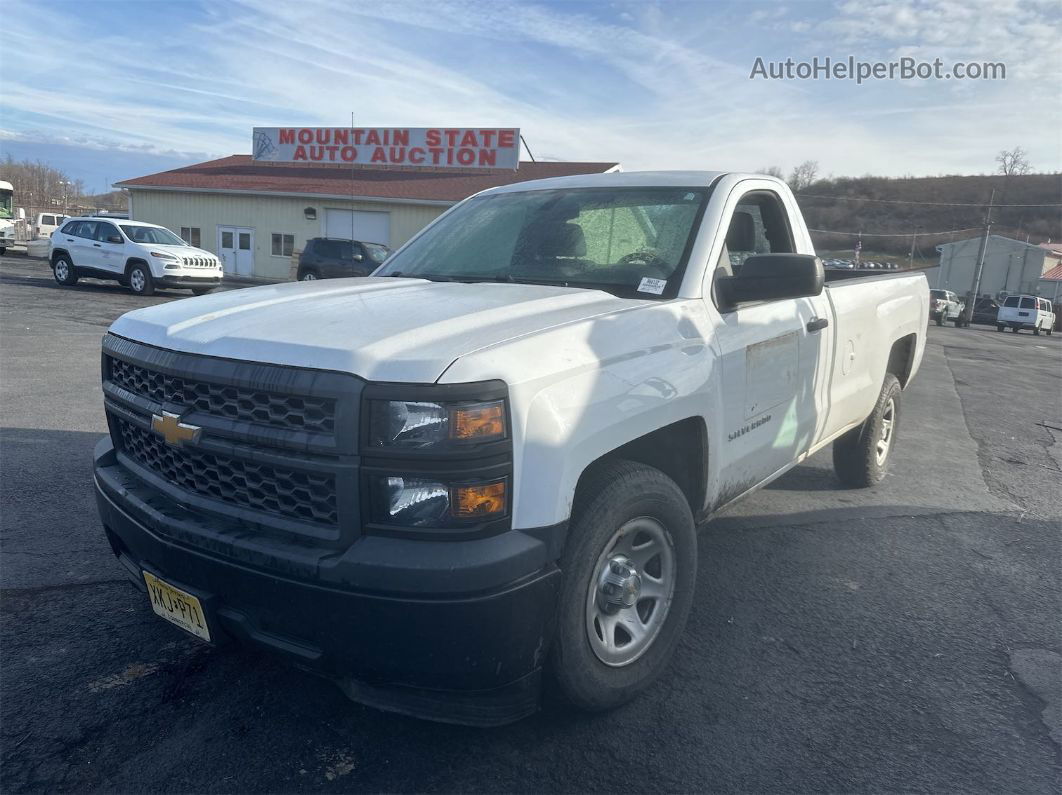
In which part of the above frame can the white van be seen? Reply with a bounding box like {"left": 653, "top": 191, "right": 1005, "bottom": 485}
{"left": 997, "top": 295, "right": 1055, "bottom": 335}
{"left": 32, "top": 212, "right": 68, "bottom": 239}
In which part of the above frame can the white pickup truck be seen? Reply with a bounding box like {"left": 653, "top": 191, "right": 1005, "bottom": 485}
{"left": 93, "top": 171, "right": 927, "bottom": 725}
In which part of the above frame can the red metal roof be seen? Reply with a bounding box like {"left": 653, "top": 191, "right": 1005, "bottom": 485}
{"left": 116, "top": 155, "right": 619, "bottom": 203}
{"left": 1041, "top": 262, "right": 1062, "bottom": 281}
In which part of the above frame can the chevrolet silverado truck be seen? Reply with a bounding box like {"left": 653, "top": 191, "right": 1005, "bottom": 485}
{"left": 94, "top": 171, "right": 928, "bottom": 725}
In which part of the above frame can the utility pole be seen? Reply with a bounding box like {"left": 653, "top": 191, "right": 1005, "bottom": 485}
{"left": 908, "top": 227, "right": 919, "bottom": 268}
{"left": 963, "top": 188, "right": 995, "bottom": 326}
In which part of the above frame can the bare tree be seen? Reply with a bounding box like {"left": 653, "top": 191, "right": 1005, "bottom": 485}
{"left": 996, "top": 146, "right": 1032, "bottom": 177}
{"left": 788, "top": 160, "right": 819, "bottom": 192}
{"left": 759, "top": 165, "right": 785, "bottom": 179}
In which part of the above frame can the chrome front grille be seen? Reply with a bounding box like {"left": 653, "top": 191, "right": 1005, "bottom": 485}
{"left": 182, "top": 256, "right": 215, "bottom": 268}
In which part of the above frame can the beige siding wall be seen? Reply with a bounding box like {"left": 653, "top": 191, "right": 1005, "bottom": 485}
{"left": 130, "top": 190, "right": 449, "bottom": 279}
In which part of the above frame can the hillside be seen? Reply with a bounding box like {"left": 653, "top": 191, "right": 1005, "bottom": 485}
{"left": 797, "top": 172, "right": 1062, "bottom": 259}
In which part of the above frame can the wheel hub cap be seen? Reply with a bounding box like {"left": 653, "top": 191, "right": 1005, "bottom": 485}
{"left": 597, "top": 557, "right": 642, "bottom": 613}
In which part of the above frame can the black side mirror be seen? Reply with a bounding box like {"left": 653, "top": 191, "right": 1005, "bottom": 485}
{"left": 717, "top": 253, "right": 824, "bottom": 307}
{"left": 107, "top": 235, "right": 124, "bottom": 244}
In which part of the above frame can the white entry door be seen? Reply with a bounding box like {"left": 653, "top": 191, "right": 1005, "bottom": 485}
{"left": 324, "top": 209, "right": 391, "bottom": 246}
{"left": 217, "top": 226, "right": 254, "bottom": 276}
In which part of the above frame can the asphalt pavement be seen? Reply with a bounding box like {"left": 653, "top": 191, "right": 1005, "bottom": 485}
{"left": 2, "top": 255, "right": 1060, "bottom": 793}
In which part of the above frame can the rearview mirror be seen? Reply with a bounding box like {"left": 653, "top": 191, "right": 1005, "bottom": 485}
{"left": 107, "top": 235, "right": 123, "bottom": 244}
{"left": 352, "top": 253, "right": 364, "bottom": 262}
{"left": 716, "top": 254, "right": 824, "bottom": 307}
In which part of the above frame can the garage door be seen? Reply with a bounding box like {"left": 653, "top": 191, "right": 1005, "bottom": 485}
{"left": 324, "top": 209, "right": 391, "bottom": 245}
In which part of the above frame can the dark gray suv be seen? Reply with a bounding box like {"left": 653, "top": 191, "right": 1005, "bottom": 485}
{"left": 296, "top": 238, "right": 390, "bottom": 281}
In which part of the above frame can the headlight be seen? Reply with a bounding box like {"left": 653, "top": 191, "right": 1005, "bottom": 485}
{"left": 150, "top": 250, "right": 178, "bottom": 261}
{"left": 370, "top": 475, "right": 508, "bottom": 527}
{"left": 369, "top": 399, "right": 506, "bottom": 449}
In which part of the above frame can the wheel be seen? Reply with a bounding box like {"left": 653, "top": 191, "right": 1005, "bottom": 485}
{"left": 1011, "top": 326, "right": 1019, "bottom": 333}
{"left": 997, "top": 325, "right": 1005, "bottom": 332}
{"left": 1033, "top": 325, "right": 1041, "bottom": 336}
{"left": 935, "top": 314, "right": 943, "bottom": 326}
{"left": 298, "top": 269, "right": 319, "bottom": 281}
{"left": 953, "top": 316, "right": 963, "bottom": 327}
{"left": 548, "top": 460, "right": 697, "bottom": 712}
{"left": 833, "top": 373, "right": 902, "bottom": 488}
{"left": 190, "top": 287, "right": 215, "bottom": 296}
{"left": 127, "top": 263, "right": 154, "bottom": 296}
{"left": 52, "top": 255, "right": 78, "bottom": 286}
{"left": 0, "top": 247, "right": 6, "bottom": 256}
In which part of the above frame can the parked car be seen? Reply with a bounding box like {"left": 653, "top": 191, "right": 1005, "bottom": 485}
{"left": 970, "top": 297, "right": 1001, "bottom": 325}
{"left": 50, "top": 218, "right": 223, "bottom": 296}
{"left": 31, "top": 212, "right": 68, "bottom": 239}
{"left": 997, "top": 294, "right": 1055, "bottom": 335}
{"left": 94, "top": 170, "right": 928, "bottom": 725}
{"left": 929, "top": 289, "right": 964, "bottom": 326}
{"left": 296, "top": 237, "right": 390, "bottom": 281}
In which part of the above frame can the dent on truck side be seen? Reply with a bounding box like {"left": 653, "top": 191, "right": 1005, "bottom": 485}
{"left": 440, "top": 299, "right": 720, "bottom": 530}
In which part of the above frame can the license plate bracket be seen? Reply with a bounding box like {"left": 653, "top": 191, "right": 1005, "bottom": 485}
{"left": 143, "top": 571, "right": 211, "bottom": 642}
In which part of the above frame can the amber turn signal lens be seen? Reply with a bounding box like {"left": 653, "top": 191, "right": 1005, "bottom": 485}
{"left": 451, "top": 480, "right": 507, "bottom": 519}
{"left": 450, "top": 401, "right": 505, "bottom": 441}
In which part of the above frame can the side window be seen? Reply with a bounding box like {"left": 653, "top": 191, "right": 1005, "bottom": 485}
{"left": 59, "top": 221, "right": 77, "bottom": 235}
{"left": 76, "top": 222, "right": 98, "bottom": 239}
{"left": 96, "top": 223, "right": 121, "bottom": 242}
{"left": 271, "top": 233, "right": 294, "bottom": 257}
{"left": 718, "top": 191, "right": 794, "bottom": 275}
{"left": 41, "top": 214, "right": 55, "bottom": 226}
{"left": 1020, "top": 297, "right": 1035, "bottom": 309}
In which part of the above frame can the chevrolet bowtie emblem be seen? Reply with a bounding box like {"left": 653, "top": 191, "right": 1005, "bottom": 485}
{"left": 150, "top": 411, "right": 202, "bottom": 447}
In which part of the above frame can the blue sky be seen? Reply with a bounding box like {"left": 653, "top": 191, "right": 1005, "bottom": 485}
{"left": 2, "top": 0, "right": 1059, "bottom": 193}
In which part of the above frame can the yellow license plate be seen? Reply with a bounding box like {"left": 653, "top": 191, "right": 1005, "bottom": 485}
{"left": 143, "top": 571, "right": 211, "bottom": 642}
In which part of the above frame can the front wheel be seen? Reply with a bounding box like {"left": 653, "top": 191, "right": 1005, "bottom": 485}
{"left": 833, "top": 373, "right": 902, "bottom": 488}
{"left": 548, "top": 460, "right": 697, "bottom": 712}
{"left": 127, "top": 263, "right": 155, "bottom": 296}
{"left": 997, "top": 324, "right": 1005, "bottom": 332}
{"left": 934, "top": 314, "right": 944, "bottom": 326}
{"left": 298, "top": 269, "right": 319, "bottom": 281}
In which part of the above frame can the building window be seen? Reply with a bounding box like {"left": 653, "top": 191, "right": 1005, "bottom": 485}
{"left": 180, "top": 227, "right": 201, "bottom": 247}
{"left": 271, "top": 233, "right": 294, "bottom": 257}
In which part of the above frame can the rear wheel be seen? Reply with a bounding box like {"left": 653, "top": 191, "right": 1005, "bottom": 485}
{"left": 549, "top": 460, "right": 697, "bottom": 712}
{"left": 935, "top": 313, "right": 944, "bottom": 326}
{"left": 833, "top": 374, "right": 902, "bottom": 488}
{"left": 1033, "top": 325, "right": 1041, "bottom": 336}
{"left": 127, "top": 263, "right": 154, "bottom": 296}
{"left": 53, "top": 255, "right": 78, "bottom": 286}
{"left": 298, "top": 269, "right": 319, "bottom": 281}
{"left": 996, "top": 324, "right": 1005, "bottom": 332}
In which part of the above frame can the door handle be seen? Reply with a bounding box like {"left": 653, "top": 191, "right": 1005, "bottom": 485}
{"left": 807, "top": 317, "right": 829, "bottom": 332}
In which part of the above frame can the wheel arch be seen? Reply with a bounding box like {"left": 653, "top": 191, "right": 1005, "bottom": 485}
{"left": 886, "top": 333, "right": 918, "bottom": 389}
{"left": 124, "top": 256, "right": 150, "bottom": 274}
{"left": 50, "top": 248, "right": 71, "bottom": 264}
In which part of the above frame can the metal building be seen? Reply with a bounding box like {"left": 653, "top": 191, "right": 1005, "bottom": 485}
{"left": 926, "top": 235, "right": 1062, "bottom": 300}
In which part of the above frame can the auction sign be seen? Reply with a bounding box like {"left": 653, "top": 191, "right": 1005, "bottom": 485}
{"left": 252, "top": 127, "right": 520, "bottom": 169}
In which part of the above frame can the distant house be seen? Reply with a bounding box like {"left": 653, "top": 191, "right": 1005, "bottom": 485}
{"left": 926, "top": 234, "right": 1062, "bottom": 300}
{"left": 115, "top": 157, "right": 621, "bottom": 280}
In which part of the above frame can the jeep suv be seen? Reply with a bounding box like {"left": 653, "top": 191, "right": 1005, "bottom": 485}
{"left": 296, "top": 238, "right": 390, "bottom": 281}
{"left": 50, "top": 218, "right": 223, "bottom": 296}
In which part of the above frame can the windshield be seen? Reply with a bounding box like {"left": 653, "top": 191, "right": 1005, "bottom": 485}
{"left": 120, "top": 225, "right": 185, "bottom": 245}
{"left": 376, "top": 187, "right": 709, "bottom": 297}
{"left": 0, "top": 190, "right": 12, "bottom": 220}
{"left": 363, "top": 242, "right": 390, "bottom": 263}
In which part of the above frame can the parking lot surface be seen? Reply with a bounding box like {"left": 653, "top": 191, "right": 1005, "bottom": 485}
{"left": 2, "top": 255, "right": 1060, "bottom": 793}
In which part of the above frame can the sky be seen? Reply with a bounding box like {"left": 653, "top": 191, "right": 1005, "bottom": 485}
{"left": 1, "top": 0, "right": 1059, "bottom": 193}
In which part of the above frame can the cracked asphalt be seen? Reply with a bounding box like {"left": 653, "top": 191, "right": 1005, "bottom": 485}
{"left": 2, "top": 255, "right": 1060, "bottom": 793}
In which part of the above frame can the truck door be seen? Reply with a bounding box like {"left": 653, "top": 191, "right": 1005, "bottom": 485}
{"left": 709, "top": 190, "right": 832, "bottom": 499}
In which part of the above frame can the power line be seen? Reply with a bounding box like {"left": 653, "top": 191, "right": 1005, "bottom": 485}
{"left": 808, "top": 226, "right": 983, "bottom": 238}
{"left": 796, "top": 193, "right": 1062, "bottom": 208}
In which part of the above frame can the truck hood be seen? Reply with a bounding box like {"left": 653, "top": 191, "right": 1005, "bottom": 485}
{"left": 109, "top": 277, "right": 653, "bottom": 382}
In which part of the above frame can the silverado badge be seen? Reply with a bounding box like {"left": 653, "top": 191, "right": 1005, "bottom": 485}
{"left": 150, "top": 411, "right": 202, "bottom": 447}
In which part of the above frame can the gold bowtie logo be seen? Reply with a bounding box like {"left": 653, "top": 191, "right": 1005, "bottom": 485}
{"left": 150, "top": 411, "right": 202, "bottom": 447}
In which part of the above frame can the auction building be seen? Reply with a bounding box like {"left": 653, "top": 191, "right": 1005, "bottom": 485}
{"left": 927, "top": 234, "right": 1062, "bottom": 301}
{"left": 116, "top": 156, "right": 620, "bottom": 280}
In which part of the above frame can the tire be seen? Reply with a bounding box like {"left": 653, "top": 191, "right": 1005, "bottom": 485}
{"left": 0, "top": 247, "right": 6, "bottom": 256}
{"left": 997, "top": 325, "right": 1005, "bottom": 332}
{"left": 548, "top": 460, "right": 697, "bottom": 712}
{"left": 833, "top": 373, "right": 902, "bottom": 488}
{"left": 127, "top": 263, "right": 154, "bottom": 296}
{"left": 52, "top": 255, "right": 78, "bottom": 286}
{"left": 190, "top": 287, "right": 215, "bottom": 296}
{"left": 934, "top": 314, "right": 943, "bottom": 326}
{"left": 953, "top": 316, "right": 963, "bottom": 327}
{"left": 298, "top": 269, "right": 319, "bottom": 281}
{"left": 1033, "top": 325, "right": 1041, "bottom": 336}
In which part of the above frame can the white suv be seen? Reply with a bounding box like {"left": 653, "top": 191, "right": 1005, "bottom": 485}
{"left": 50, "top": 218, "right": 224, "bottom": 296}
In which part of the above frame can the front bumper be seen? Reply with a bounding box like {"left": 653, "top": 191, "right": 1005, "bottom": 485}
{"left": 156, "top": 274, "right": 224, "bottom": 288}
{"left": 94, "top": 437, "right": 563, "bottom": 725}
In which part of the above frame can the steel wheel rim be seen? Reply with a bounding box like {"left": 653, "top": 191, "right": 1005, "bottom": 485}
{"left": 585, "top": 516, "right": 676, "bottom": 667}
{"left": 302, "top": 272, "right": 317, "bottom": 280}
{"left": 130, "top": 269, "right": 145, "bottom": 292}
{"left": 55, "top": 260, "right": 68, "bottom": 281}
{"left": 876, "top": 397, "right": 895, "bottom": 466}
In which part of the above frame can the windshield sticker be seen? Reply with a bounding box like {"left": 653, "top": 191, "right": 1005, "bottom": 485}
{"left": 637, "top": 277, "right": 667, "bottom": 295}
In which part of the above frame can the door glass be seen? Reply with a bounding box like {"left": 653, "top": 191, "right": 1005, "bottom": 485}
{"left": 238, "top": 233, "right": 251, "bottom": 250}
{"left": 222, "top": 231, "right": 234, "bottom": 248}
{"left": 96, "top": 223, "right": 120, "bottom": 242}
